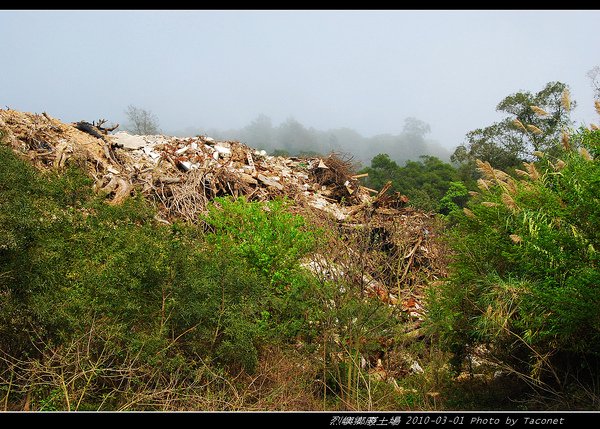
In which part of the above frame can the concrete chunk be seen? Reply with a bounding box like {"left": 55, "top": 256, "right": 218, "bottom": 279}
{"left": 111, "top": 132, "right": 148, "bottom": 150}
{"left": 258, "top": 174, "right": 284, "bottom": 191}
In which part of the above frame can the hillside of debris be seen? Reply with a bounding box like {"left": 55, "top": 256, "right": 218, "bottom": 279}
{"left": 0, "top": 109, "right": 463, "bottom": 411}
{"left": 0, "top": 109, "right": 448, "bottom": 306}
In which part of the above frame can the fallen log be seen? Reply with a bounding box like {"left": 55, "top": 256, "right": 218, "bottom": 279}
{"left": 73, "top": 120, "right": 119, "bottom": 141}
{"left": 73, "top": 121, "right": 106, "bottom": 140}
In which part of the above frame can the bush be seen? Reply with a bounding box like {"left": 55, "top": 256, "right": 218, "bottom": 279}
{"left": 439, "top": 181, "right": 470, "bottom": 216}
{"left": 203, "top": 197, "right": 316, "bottom": 281}
{"left": 0, "top": 146, "right": 96, "bottom": 357}
{"left": 427, "top": 127, "right": 600, "bottom": 386}
{"left": 0, "top": 154, "right": 325, "bottom": 392}
{"left": 202, "top": 197, "right": 320, "bottom": 344}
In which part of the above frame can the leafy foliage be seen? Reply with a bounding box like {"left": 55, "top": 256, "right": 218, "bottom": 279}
{"left": 203, "top": 197, "right": 316, "bottom": 282}
{"left": 360, "top": 154, "right": 462, "bottom": 212}
{"left": 0, "top": 149, "right": 315, "bottom": 376}
{"left": 428, "top": 127, "right": 600, "bottom": 385}
{"left": 200, "top": 197, "right": 321, "bottom": 362}
{"left": 453, "top": 82, "right": 574, "bottom": 176}
{"left": 439, "top": 181, "right": 469, "bottom": 216}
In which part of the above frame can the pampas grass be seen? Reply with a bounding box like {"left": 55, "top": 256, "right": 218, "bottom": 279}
{"left": 477, "top": 178, "right": 490, "bottom": 191}
{"left": 562, "top": 89, "right": 571, "bottom": 112}
{"left": 527, "top": 124, "right": 543, "bottom": 135}
{"left": 580, "top": 147, "right": 592, "bottom": 161}
{"left": 561, "top": 129, "right": 571, "bottom": 150}
{"left": 513, "top": 119, "right": 527, "bottom": 132}
{"left": 501, "top": 193, "right": 519, "bottom": 212}
{"left": 530, "top": 106, "right": 549, "bottom": 116}
{"left": 523, "top": 162, "right": 541, "bottom": 181}
{"left": 509, "top": 234, "right": 522, "bottom": 244}
{"left": 463, "top": 208, "right": 476, "bottom": 219}
{"left": 476, "top": 159, "right": 495, "bottom": 180}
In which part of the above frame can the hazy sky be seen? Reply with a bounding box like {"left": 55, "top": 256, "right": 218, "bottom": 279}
{"left": 1, "top": 9, "right": 599, "bottom": 151}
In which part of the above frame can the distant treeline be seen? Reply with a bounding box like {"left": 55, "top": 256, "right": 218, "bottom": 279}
{"left": 170, "top": 115, "right": 451, "bottom": 167}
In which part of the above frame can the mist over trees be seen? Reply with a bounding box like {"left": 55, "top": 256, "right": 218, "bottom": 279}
{"left": 169, "top": 116, "right": 451, "bottom": 167}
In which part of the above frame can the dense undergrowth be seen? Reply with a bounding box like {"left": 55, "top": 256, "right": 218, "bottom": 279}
{"left": 1, "top": 124, "right": 600, "bottom": 411}
{"left": 0, "top": 142, "right": 422, "bottom": 410}
{"left": 428, "top": 126, "right": 600, "bottom": 409}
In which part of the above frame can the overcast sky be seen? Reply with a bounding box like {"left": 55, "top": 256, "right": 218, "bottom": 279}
{"left": 1, "top": 9, "right": 599, "bottom": 152}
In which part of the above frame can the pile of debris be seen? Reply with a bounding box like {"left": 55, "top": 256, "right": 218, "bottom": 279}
{"left": 0, "top": 109, "right": 448, "bottom": 327}
{"left": 0, "top": 109, "right": 376, "bottom": 223}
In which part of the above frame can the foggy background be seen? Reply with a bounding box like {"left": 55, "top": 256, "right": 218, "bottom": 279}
{"left": 1, "top": 10, "right": 599, "bottom": 166}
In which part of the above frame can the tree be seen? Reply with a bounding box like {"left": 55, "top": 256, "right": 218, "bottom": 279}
{"left": 452, "top": 122, "right": 524, "bottom": 169}
{"left": 124, "top": 105, "right": 160, "bottom": 135}
{"left": 402, "top": 117, "right": 431, "bottom": 137}
{"left": 275, "top": 117, "right": 318, "bottom": 155}
{"left": 587, "top": 66, "right": 600, "bottom": 100}
{"left": 240, "top": 114, "right": 274, "bottom": 152}
{"left": 360, "top": 153, "right": 401, "bottom": 191}
{"left": 453, "top": 81, "right": 575, "bottom": 175}
{"left": 360, "top": 153, "right": 459, "bottom": 212}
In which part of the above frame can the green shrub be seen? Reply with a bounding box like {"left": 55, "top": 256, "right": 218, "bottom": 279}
{"left": 202, "top": 197, "right": 319, "bottom": 341}
{"left": 167, "top": 239, "right": 269, "bottom": 373}
{"left": 1, "top": 158, "right": 324, "bottom": 382}
{"left": 0, "top": 146, "right": 94, "bottom": 357}
{"left": 427, "top": 127, "right": 600, "bottom": 384}
{"left": 439, "top": 181, "right": 470, "bottom": 217}
{"left": 203, "top": 197, "right": 316, "bottom": 281}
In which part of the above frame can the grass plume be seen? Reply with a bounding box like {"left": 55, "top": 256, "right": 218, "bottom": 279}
{"left": 530, "top": 106, "right": 549, "bottom": 117}
{"left": 523, "top": 162, "right": 540, "bottom": 181}
{"left": 527, "top": 125, "right": 543, "bottom": 135}
{"left": 580, "top": 147, "right": 592, "bottom": 161}
{"left": 509, "top": 234, "right": 522, "bottom": 244}
{"left": 501, "top": 193, "right": 519, "bottom": 212}
{"left": 513, "top": 119, "right": 527, "bottom": 132}
{"left": 561, "top": 129, "right": 571, "bottom": 151}
{"left": 562, "top": 89, "right": 571, "bottom": 112}
{"left": 463, "top": 208, "right": 476, "bottom": 219}
{"left": 476, "top": 159, "right": 496, "bottom": 181}
{"left": 477, "top": 178, "right": 491, "bottom": 191}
